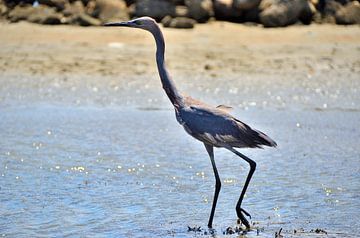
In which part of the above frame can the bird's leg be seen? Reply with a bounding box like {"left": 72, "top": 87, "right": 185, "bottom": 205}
{"left": 204, "top": 143, "right": 221, "bottom": 229}
{"left": 227, "top": 147, "right": 256, "bottom": 230}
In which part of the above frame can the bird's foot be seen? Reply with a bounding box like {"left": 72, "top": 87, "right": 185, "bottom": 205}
{"left": 236, "top": 207, "right": 252, "bottom": 230}
{"left": 239, "top": 207, "right": 251, "bottom": 219}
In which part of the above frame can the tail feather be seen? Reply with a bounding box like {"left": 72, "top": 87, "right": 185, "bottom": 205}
{"left": 253, "top": 129, "right": 277, "bottom": 148}
{"left": 234, "top": 118, "right": 277, "bottom": 149}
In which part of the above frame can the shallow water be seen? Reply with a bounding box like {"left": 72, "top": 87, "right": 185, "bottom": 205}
{"left": 0, "top": 104, "right": 359, "bottom": 237}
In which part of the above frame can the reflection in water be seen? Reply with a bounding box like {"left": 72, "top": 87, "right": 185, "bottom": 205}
{"left": 0, "top": 106, "right": 359, "bottom": 237}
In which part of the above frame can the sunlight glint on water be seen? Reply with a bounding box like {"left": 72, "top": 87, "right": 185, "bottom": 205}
{"left": 0, "top": 106, "right": 359, "bottom": 237}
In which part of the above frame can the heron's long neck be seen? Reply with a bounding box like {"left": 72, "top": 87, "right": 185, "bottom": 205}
{"left": 151, "top": 27, "right": 183, "bottom": 108}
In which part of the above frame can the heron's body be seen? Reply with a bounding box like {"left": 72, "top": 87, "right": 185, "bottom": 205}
{"left": 105, "top": 17, "right": 277, "bottom": 230}
{"left": 177, "top": 96, "right": 275, "bottom": 149}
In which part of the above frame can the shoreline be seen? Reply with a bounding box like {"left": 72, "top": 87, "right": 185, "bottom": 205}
{"left": 0, "top": 21, "right": 359, "bottom": 109}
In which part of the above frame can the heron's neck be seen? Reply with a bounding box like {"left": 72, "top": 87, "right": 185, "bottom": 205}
{"left": 151, "top": 27, "right": 183, "bottom": 108}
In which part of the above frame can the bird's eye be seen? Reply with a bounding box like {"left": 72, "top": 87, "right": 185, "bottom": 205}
{"left": 134, "top": 20, "right": 142, "bottom": 25}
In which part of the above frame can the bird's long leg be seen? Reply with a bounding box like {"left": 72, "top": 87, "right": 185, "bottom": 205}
{"left": 227, "top": 147, "right": 256, "bottom": 230}
{"left": 204, "top": 143, "right": 221, "bottom": 229}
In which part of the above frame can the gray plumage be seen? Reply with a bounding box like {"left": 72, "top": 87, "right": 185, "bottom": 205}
{"left": 105, "top": 17, "right": 277, "bottom": 230}
{"left": 178, "top": 100, "right": 276, "bottom": 149}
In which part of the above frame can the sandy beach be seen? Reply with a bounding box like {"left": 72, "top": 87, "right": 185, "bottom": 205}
{"left": 0, "top": 21, "right": 359, "bottom": 109}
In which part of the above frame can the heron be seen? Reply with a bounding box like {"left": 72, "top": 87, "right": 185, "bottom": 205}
{"left": 104, "top": 17, "right": 277, "bottom": 230}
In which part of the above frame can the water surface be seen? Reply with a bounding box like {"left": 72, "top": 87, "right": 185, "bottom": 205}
{"left": 1, "top": 105, "right": 359, "bottom": 237}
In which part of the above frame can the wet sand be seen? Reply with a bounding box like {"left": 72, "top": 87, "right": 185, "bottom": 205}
{"left": 0, "top": 21, "right": 359, "bottom": 109}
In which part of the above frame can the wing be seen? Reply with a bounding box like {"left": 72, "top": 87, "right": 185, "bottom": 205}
{"left": 179, "top": 104, "right": 277, "bottom": 148}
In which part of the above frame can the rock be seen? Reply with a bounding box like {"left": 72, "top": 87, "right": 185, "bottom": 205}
{"left": 63, "top": 1, "right": 85, "bottom": 17}
{"left": 61, "top": 1, "right": 100, "bottom": 26}
{"left": 28, "top": 10, "right": 63, "bottom": 24}
{"left": 161, "top": 15, "right": 172, "bottom": 25}
{"left": 333, "top": 0, "right": 351, "bottom": 5}
{"left": 233, "top": 0, "right": 261, "bottom": 10}
{"left": 124, "top": 0, "right": 135, "bottom": 6}
{"left": 85, "top": 0, "right": 97, "bottom": 16}
{"left": 172, "top": 0, "right": 185, "bottom": 4}
{"left": 185, "top": 0, "right": 213, "bottom": 23}
{"left": 3, "top": 0, "right": 35, "bottom": 9}
{"left": 321, "top": 0, "right": 342, "bottom": 23}
{"left": 175, "top": 5, "right": 189, "bottom": 17}
{"left": 94, "top": 0, "right": 128, "bottom": 23}
{"left": 8, "top": 4, "right": 30, "bottom": 22}
{"left": 162, "top": 15, "right": 195, "bottom": 28}
{"left": 335, "top": 1, "right": 360, "bottom": 24}
{"left": 213, "top": 0, "right": 242, "bottom": 20}
{"left": 242, "top": 7, "right": 260, "bottom": 22}
{"left": 127, "top": 2, "right": 135, "bottom": 16}
{"left": 8, "top": 4, "right": 63, "bottom": 24}
{"left": 79, "top": 0, "right": 91, "bottom": 5}
{"left": 135, "top": 0, "right": 176, "bottom": 21}
{"left": 259, "top": 0, "right": 313, "bottom": 27}
{"left": 0, "top": 1, "right": 9, "bottom": 18}
{"left": 73, "top": 12, "right": 101, "bottom": 26}
{"left": 307, "top": 1, "right": 319, "bottom": 21}
{"left": 38, "top": 0, "right": 68, "bottom": 11}
{"left": 298, "top": 0, "right": 313, "bottom": 24}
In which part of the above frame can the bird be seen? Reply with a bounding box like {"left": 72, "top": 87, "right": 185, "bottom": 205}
{"left": 104, "top": 17, "right": 277, "bottom": 230}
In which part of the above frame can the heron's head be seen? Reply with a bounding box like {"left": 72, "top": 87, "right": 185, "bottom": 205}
{"left": 104, "top": 17, "right": 158, "bottom": 32}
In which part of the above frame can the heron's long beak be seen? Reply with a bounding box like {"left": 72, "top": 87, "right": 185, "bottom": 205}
{"left": 103, "top": 22, "right": 130, "bottom": 27}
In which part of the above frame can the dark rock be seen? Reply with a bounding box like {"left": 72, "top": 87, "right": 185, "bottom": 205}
{"left": 335, "top": 1, "right": 360, "bottom": 24}
{"left": 259, "top": 0, "right": 313, "bottom": 27}
{"left": 3, "top": 0, "right": 35, "bottom": 9}
{"left": 80, "top": 0, "right": 91, "bottom": 6}
{"left": 38, "top": 0, "right": 68, "bottom": 11}
{"left": 321, "top": 0, "right": 342, "bottom": 23}
{"left": 299, "top": 0, "right": 313, "bottom": 24}
{"left": 94, "top": 0, "right": 128, "bottom": 23}
{"left": 172, "top": 0, "right": 185, "bottom": 4}
{"left": 124, "top": 0, "right": 135, "bottom": 6}
{"left": 323, "top": 0, "right": 342, "bottom": 15}
{"left": 135, "top": 0, "right": 176, "bottom": 21}
{"left": 162, "top": 15, "right": 195, "bottom": 28}
{"left": 213, "top": 0, "right": 242, "bottom": 20}
{"left": 8, "top": 4, "right": 63, "bottom": 24}
{"left": 233, "top": 0, "right": 261, "bottom": 10}
{"left": 185, "top": 0, "right": 213, "bottom": 23}
{"left": 242, "top": 7, "right": 260, "bottom": 22}
{"left": 331, "top": 0, "right": 351, "bottom": 6}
